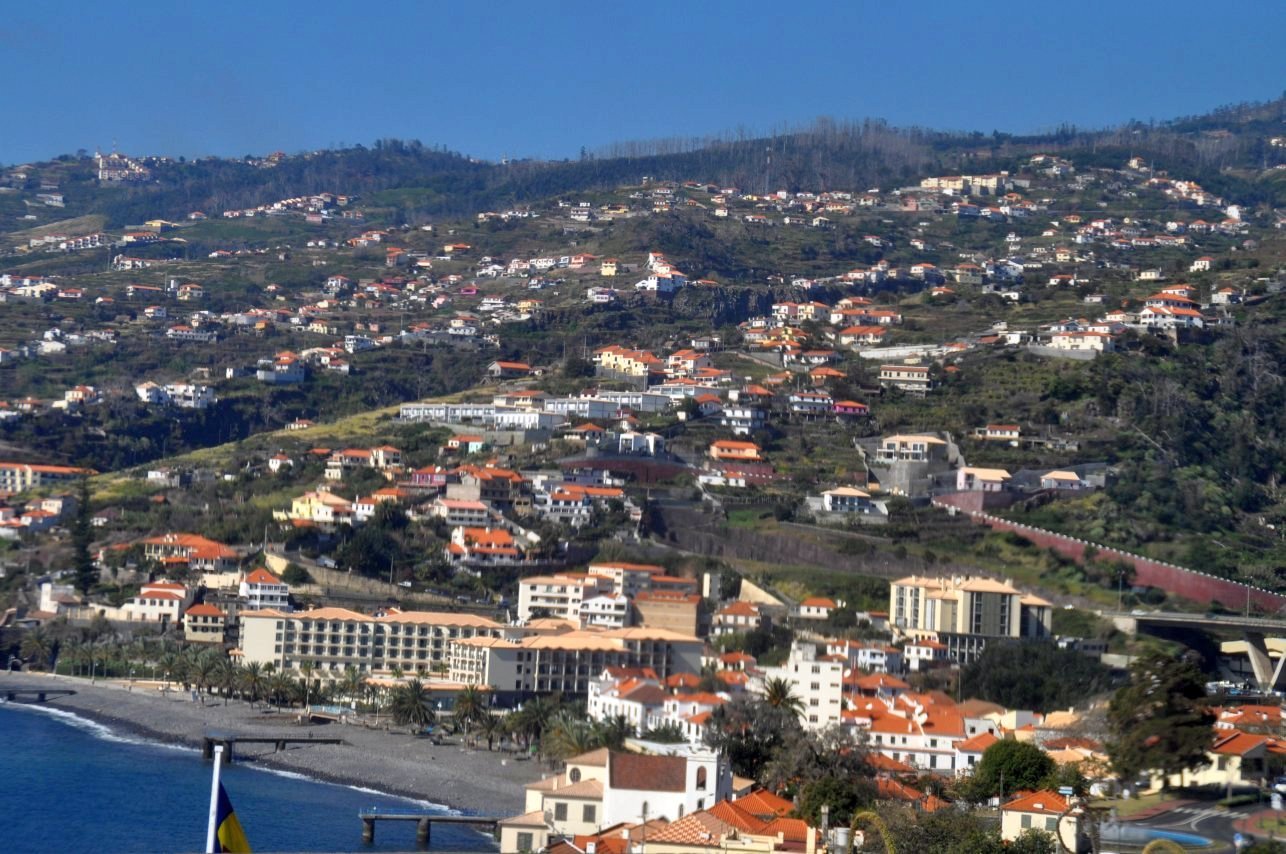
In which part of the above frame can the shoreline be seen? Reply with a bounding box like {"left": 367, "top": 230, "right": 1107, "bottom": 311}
{"left": 0, "top": 671, "right": 540, "bottom": 817}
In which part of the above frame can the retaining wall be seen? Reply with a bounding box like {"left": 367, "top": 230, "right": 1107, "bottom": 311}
{"left": 934, "top": 499, "right": 1286, "bottom": 612}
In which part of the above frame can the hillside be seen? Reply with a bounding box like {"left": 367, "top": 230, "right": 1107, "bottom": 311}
{"left": 5, "top": 97, "right": 1286, "bottom": 235}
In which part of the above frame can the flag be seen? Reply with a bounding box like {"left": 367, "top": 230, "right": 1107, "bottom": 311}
{"left": 214, "top": 782, "right": 252, "bottom": 853}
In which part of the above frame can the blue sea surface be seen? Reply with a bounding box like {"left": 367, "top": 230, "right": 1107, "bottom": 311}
{"left": 0, "top": 702, "right": 497, "bottom": 853}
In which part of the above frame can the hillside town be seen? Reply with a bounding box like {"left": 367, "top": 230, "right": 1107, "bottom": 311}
{"left": 4, "top": 115, "right": 1286, "bottom": 854}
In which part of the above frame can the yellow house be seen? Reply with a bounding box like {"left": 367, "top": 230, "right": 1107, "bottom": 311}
{"left": 500, "top": 748, "right": 612, "bottom": 852}
{"left": 1152, "top": 729, "right": 1283, "bottom": 791}
{"left": 274, "top": 490, "right": 354, "bottom": 527}
{"left": 709, "top": 441, "right": 762, "bottom": 462}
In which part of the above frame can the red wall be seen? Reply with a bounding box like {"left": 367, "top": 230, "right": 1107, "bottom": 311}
{"left": 932, "top": 498, "right": 1286, "bottom": 612}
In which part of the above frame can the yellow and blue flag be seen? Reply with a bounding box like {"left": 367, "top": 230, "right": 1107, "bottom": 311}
{"left": 214, "top": 782, "right": 252, "bottom": 853}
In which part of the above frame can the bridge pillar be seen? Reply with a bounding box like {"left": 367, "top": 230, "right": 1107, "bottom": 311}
{"left": 1242, "top": 632, "right": 1286, "bottom": 693}
{"left": 362, "top": 818, "right": 375, "bottom": 845}
{"left": 416, "top": 818, "right": 430, "bottom": 849}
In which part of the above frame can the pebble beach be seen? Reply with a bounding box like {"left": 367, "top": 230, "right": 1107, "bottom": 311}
{"left": 1, "top": 671, "right": 540, "bottom": 817}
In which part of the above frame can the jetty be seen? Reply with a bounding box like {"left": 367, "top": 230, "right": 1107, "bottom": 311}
{"left": 358, "top": 810, "right": 501, "bottom": 849}
{"left": 201, "top": 730, "right": 343, "bottom": 763}
{"left": 0, "top": 685, "right": 77, "bottom": 703}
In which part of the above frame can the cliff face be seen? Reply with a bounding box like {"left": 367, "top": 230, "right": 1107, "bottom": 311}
{"left": 671, "top": 286, "right": 779, "bottom": 326}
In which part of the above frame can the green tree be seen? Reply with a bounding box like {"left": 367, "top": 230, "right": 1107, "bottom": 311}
{"left": 641, "top": 721, "right": 688, "bottom": 743}
{"left": 544, "top": 712, "right": 601, "bottom": 760}
{"left": 960, "top": 642, "right": 1115, "bottom": 713}
{"left": 762, "top": 676, "right": 805, "bottom": 716}
{"left": 477, "top": 713, "right": 505, "bottom": 751}
{"left": 593, "top": 714, "right": 633, "bottom": 751}
{"left": 72, "top": 477, "right": 97, "bottom": 595}
{"left": 389, "top": 678, "right": 437, "bottom": 729}
{"left": 1107, "top": 650, "right": 1214, "bottom": 786}
{"left": 705, "top": 695, "right": 801, "bottom": 780}
{"left": 959, "top": 739, "right": 1055, "bottom": 802}
{"left": 280, "top": 563, "right": 312, "bottom": 585}
{"left": 19, "top": 632, "right": 51, "bottom": 670}
{"left": 452, "top": 684, "right": 487, "bottom": 732}
{"left": 240, "top": 662, "right": 266, "bottom": 707}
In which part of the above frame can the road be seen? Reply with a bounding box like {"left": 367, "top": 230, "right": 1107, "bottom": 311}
{"left": 1123, "top": 800, "right": 1268, "bottom": 854}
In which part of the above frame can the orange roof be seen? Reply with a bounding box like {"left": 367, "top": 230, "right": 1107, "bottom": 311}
{"left": 185, "top": 603, "right": 225, "bottom": 618}
{"left": 244, "top": 567, "right": 282, "bottom": 586}
{"left": 1003, "top": 790, "right": 1069, "bottom": 816}
{"left": 868, "top": 753, "right": 917, "bottom": 773}
{"left": 717, "top": 601, "right": 760, "bottom": 617}
{"left": 956, "top": 732, "right": 1000, "bottom": 753}
{"left": 733, "top": 788, "right": 794, "bottom": 819}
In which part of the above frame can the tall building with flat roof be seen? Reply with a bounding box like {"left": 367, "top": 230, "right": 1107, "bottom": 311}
{"left": 449, "top": 627, "right": 704, "bottom": 701}
{"left": 239, "top": 606, "right": 504, "bottom": 675}
{"left": 889, "top": 575, "right": 1052, "bottom": 663}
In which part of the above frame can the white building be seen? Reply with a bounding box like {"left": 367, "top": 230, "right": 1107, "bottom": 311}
{"left": 579, "top": 593, "right": 630, "bottom": 629}
{"left": 756, "top": 642, "right": 844, "bottom": 730}
{"left": 517, "top": 573, "right": 614, "bottom": 622}
{"left": 499, "top": 746, "right": 732, "bottom": 852}
{"left": 121, "top": 581, "right": 191, "bottom": 624}
{"left": 239, "top": 567, "right": 290, "bottom": 611}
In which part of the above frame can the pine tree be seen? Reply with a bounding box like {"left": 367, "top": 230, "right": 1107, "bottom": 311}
{"left": 1107, "top": 650, "right": 1214, "bottom": 787}
{"left": 72, "top": 477, "right": 97, "bottom": 595}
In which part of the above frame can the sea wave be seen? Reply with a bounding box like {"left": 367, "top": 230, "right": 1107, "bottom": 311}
{"left": 4, "top": 700, "right": 465, "bottom": 821}
{"left": 0, "top": 700, "right": 197, "bottom": 753}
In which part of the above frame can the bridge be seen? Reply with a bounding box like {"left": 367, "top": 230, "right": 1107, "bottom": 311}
{"left": 1103, "top": 611, "right": 1286, "bottom": 694}
{"left": 358, "top": 810, "right": 501, "bottom": 849}
{"left": 1103, "top": 610, "right": 1286, "bottom": 634}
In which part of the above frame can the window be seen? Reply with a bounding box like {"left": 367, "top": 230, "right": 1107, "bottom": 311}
{"left": 1021, "top": 815, "right": 1032, "bottom": 829}
{"left": 569, "top": 767, "right": 581, "bottom": 783}
{"left": 696, "top": 767, "right": 707, "bottom": 791}
{"left": 582, "top": 804, "right": 596, "bottom": 824}
{"left": 516, "top": 832, "right": 534, "bottom": 851}
{"left": 1045, "top": 817, "right": 1057, "bottom": 831}
{"left": 553, "top": 803, "right": 567, "bottom": 822}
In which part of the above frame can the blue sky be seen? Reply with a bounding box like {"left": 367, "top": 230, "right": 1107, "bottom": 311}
{"left": 6, "top": 0, "right": 1284, "bottom": 165}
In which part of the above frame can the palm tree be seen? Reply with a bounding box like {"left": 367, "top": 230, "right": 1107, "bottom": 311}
{"left": 240, "top": 662, "right": 266, "bottom": 708}
{"left": 158, "top": 651, "right": 183, "bottom": 688}
{"left": 641, "top": 721, "right": 688, "bottom": 744}
{"left": 763, "top": 677, "right": 805, "bottom": 716}
{"left": 339, "top": 666, "right": 366, "bottom": 709}
{"left": 20, "top": 632, "right": 51, "bottom": 670}
{"left": 453, "top": 685, "right": 486, "bottom": 734}
{"left": 510, "top": 694, "right": 560, "bottom": 753}
{"left": 545, "top": 712, "right": 600, "bottom": 760}
{"left": 477, "top": 712, "right": 505, "bottom": 751}
{"left": 191, "top": 651, "right": 220, "bottom": 701}
{"left": 389, "top": 678, "right": 436, "bottom": 729}
{"left": 214, "top": 658, "right": 239, "bottom": 705}
{"left": 298, "top": 661, "right": 318, "bottom": 708}
{"left": 593, "top": 713, "right": 634, "bottom": 751}
{"left": 267, "top": 672, "right": 295, "bottom": 710}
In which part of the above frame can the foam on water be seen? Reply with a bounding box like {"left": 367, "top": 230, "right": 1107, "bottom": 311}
{"left": 2, "top": 698, "right": 197, "bottom": 752}
{"left": 8, "top": 698, "right": 463, "bottom": 816}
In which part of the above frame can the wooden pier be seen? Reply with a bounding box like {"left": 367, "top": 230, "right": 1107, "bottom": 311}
{"left": 357, "top": 811, "right": 500, "bottom": 849}
{"left": 201, "top": 732, "right": 344, "bottom": 763}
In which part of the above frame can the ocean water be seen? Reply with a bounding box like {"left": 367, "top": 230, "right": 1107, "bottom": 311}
{"left": 0, "top": 702, "right": 497, "bottom": 853}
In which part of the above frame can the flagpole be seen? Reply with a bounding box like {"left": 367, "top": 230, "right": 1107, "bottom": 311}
{"left": 206, "top": 744, "right": 224, "bottom": 854}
